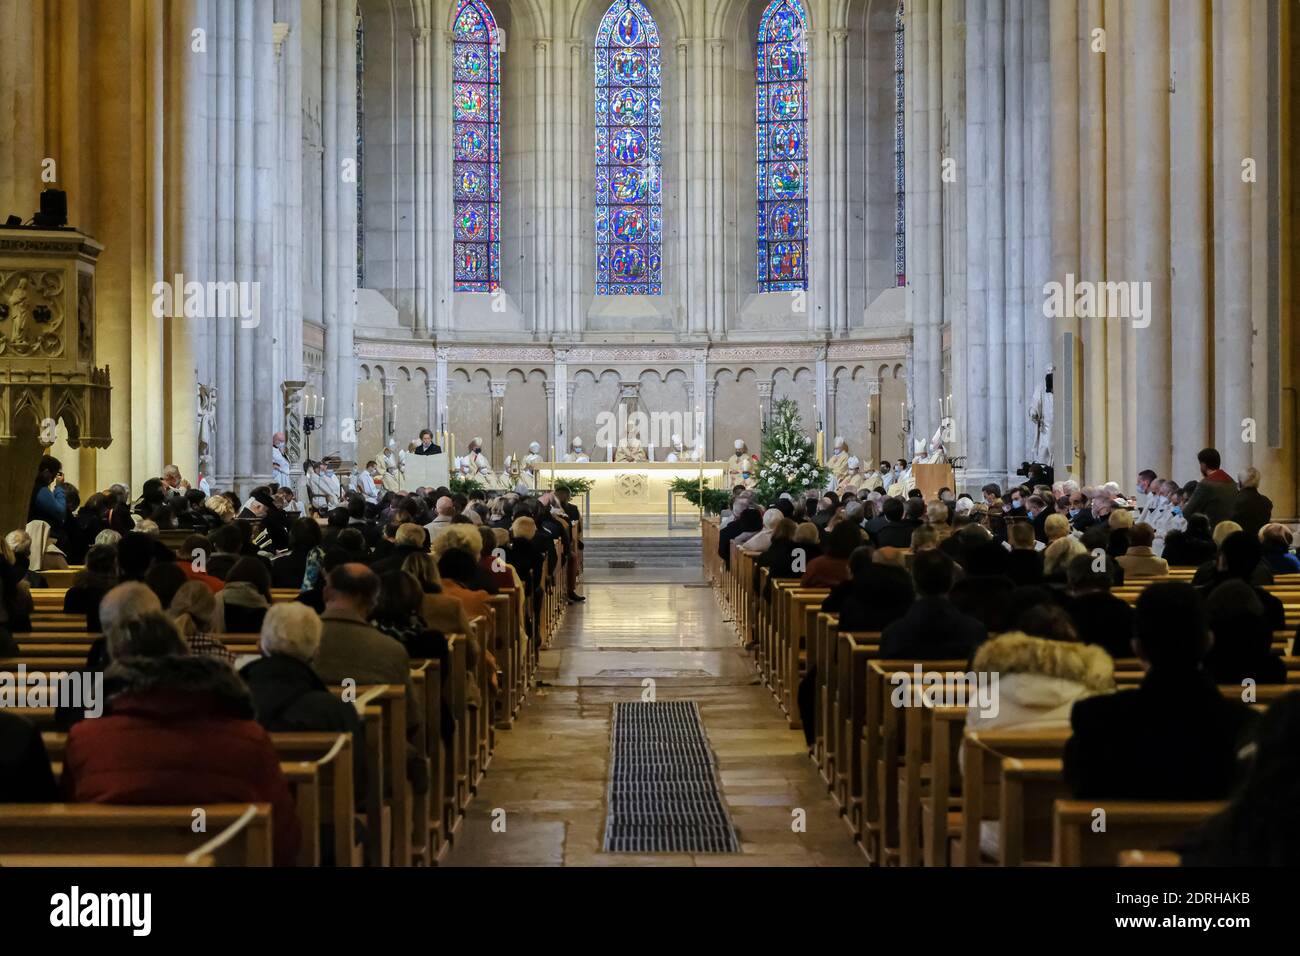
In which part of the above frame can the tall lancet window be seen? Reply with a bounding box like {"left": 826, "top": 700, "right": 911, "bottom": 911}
{"left": 595, "top": 0, "right": 662, "bottom": 295}
{"left": 452, "top": 0, "right": 501, "bottom": 292}
{"left": 755, "top": 0, "right": 809, "bottom": 292}
{"left": 894, "top": 0, "right": 905, "bottom": 286}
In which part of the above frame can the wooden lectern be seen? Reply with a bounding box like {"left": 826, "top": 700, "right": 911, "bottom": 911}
{"left": 912, "top": 462, "right": 955, "bottom": 502}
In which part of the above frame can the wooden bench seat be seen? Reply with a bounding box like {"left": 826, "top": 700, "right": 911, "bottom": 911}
{"left": 0, "top": 803, "right": 273, "bottom": 866}
{"left": 1053, "top": 799, "right": 1225, "bottom": 866}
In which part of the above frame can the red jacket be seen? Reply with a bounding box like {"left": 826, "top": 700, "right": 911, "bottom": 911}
{"left": 62, "top": 655, "right": 300, "bottom": 866}
{"left": 175, "top": 559, "right": 225, "bottom": 593}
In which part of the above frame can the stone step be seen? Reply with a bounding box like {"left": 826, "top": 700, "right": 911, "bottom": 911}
{"left": 584, "top": 537, "right": 702, "bottom": 568}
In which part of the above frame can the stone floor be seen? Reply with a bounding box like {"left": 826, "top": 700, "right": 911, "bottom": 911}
{"left": 443, "top": 580, "right": 864, "bottom": 867}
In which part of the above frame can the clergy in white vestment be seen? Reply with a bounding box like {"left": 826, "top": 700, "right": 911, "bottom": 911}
{"left": 826, "top": 436, "right": 851, "bottom": 488}
{"left": 725, "top": 440, "right": 757, "bottom": 489}
{"left": 663, "top": 433, "right": 700, "bottom": 463}
{"left": 564, "top": 436, "right": 591, "bottom": 463}
{"left": 522, "top": 442, "right": 544, "bottom": 479}
{"left": 271, "top": 431, "right": 292, "bottom": 488}
{"left": 305, "top": 460, "right": 339, "bottom": 512}
{"left": 463, "top": 438, "right": 495, "bottom": 484}
{"left": 351, "top": 461, "right": 380, "bottom": 505}
{"left": 380, "top": 441, "right": 406, "bottom": 492}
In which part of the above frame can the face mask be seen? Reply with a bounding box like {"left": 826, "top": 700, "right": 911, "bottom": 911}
{"left": 1068, "top": 508, "right": 1079, "bottom": 517}
{"left": 274, "top": 441, "right": 284, "bottom": 450}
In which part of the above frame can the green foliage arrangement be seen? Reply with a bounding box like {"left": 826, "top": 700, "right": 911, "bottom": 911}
{"left": 449, "top": 474, "right": 484, "bottom": 495}
{"left": 670, "top": 476, "right": 732, "bottom": 515}
{"left": 552, "top": 476, "right": 594, "bottom": 496}
{"left": 752, "top": 396, "right": 828, "bottom": 506}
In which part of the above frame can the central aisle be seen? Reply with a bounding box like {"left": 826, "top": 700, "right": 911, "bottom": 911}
{"left": 444, "top": 579, "right": 864, "bottom": 866}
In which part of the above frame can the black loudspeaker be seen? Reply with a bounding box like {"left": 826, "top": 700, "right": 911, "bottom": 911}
{"left": 35, "top": 189, "right": 67, "bottom": 228}
{"left": 1045, "top": 371, "right": 1053, "bottom": 395}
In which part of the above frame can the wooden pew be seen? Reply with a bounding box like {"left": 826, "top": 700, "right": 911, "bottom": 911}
{"left": 0, "top": 804, "right": 273, "bottom": 866}
{"left": 1053, "top": 799, "right": 1225, "bottom": 866}
{"left": 859, "top": 659, "right": 966, "bottom": 863}
{"left": 0, "top": 853, "right": 216, "bottom": 866}
{"left": 959, "top": 728, "right": 1071, "bottom": 867}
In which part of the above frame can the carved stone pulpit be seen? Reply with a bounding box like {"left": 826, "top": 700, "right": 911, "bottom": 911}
{"left": 0, "top": 227, "right": 111, "bottom": 535}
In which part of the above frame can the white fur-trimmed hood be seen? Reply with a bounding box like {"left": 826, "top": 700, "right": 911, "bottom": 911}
{"left": 972, "top": 631, "right": 1115, "bottom": 693}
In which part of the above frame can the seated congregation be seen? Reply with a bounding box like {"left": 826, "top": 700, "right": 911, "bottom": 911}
{"left": 710, "top": 445, "right": 1300, "bottom": 867}
{"left": 0, "top": 455, "right": 581, "bottom": 866}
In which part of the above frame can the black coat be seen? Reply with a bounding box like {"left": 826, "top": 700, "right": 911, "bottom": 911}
{"left": 1161, "top": 532, "right": 1217, "bottom": 568}
{"left": 1063, "top": 667, "right": 1257, "bottom": 800}
{"left": 879, "top": 597, "right": 987, "bottom": 660}
{"left": 835, "top": 565, "right": 915, "bottom": 632}
{"left": 0, "top": 710, "right": 59, "bottom": 802}
{"left": 1063, "top": 591, "right": 1136, "bottom": 659}
{"left": 874, "top": 520, "right": 916, "bottom": 550}
{"left": 412, "top": 442, "right": 442, "bottom": 456}
{"left": 242, "top": 654, "right": 367, "bottom": 801}
{"left": 1230, "top": 487, "right": 1273, "bottom": 539}
{"left": 270, "top": 549, "right": 313, "bottom": 590}
{"left": 1005, "top": 549, "right": 1045, "bottom": 587}
{"left": 63, "top": 583, "right": 111, "bottom": 632}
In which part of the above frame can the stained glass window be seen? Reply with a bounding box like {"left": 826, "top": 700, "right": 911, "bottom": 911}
{"left": 452, "top": 0, "right": 501, "bottom": 292}
{"left": 756, "top": 0, "right": 809, "bottom": 292}
{"left": 595, "top": 0, "right": 662, "bottom": 296}
{"left": 895, "top": 0, "right": 905, "bottom": 286}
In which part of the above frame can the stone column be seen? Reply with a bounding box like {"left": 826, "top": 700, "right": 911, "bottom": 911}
{"left": 1049, "top": 0, "right": 1081, "bottom": 477}
{"left": 815, "top": 344, "right": 829, "bottom": 436}
{"left": 985, "top": 0, "right": 1007, "bottom": 475}
{"left": 689, "top": 37, "right": 707, "bottom": 336}
{"left": 867, "top": 378, "right": 882, "bottom": 466}
{"left": 412, "top": 24, "right": 431, "bottom": 335}
{"left": 489, "top": 379, "right": 507, "bottom": 467}
{"left": 1127, "top": 0, "right": 1171, "bottom": 477}
{"left": 709, "top": 38, "right": 725, "bottom": 336}
{"left": 554, "top": 348, "right": 569, "bottom": 449}
{"left": 434, "top": 345, "right": 450, "bottom": 435}
{"left": 834, "top": 27, "right": 850, "bottom": 336}
{"left": 1079, "top": 0, "right": 1107, "bottom": 481}
{"left": 382, "top": 378, "right": 396, "bottom": 443}
{"left": 431, "top": 28, "right": 452, "bottom": 332}
{"left": 544, "top": 382, "right": 558, "bottom": 459}
{"left": 569, "top": 40, "right": 586, "bottom": 337}
{"left": 1169, "top": 0, "right": 1211, "bottom": 471}
{"left": 757, "top": 380, "right": 774, "bottom": 431}
{"left": 676, "top": 39, "right": 693, "bottom": 333}
{"left": 565, "top": 381, "right": 578, "bottom": 452}
{"left": 1213, "top": 0, "right": 1254, "bottom": 458}
{"left": 533, "top": 37, "right": 551, "bottom": 336}
{"left": 704, "top": 380, "right": 718, "bottom": 460}
{"left": 1003, "top": 0, "right": 1025, "bottom": 465}
{"left": 425, "top": 375, "right": 437, "bottom": 438}
{"left": 826, "top": 380, "right": 839, "bottom": 448}
{"left": 963, "top": 0, "right": 992, "bottom": 485}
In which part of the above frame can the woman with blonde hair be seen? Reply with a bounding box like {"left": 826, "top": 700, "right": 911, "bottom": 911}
{"left": 204, "top": 495, "right": 236, "bottom": 523}
{"left": 1043, "top": 534, "right": 1086, "bottom": 580}
{"left": 401, "top": 551, "right": 474, "bottom": 639}
{"left": 168, "top": 580, "right": 233, "bottom": 663}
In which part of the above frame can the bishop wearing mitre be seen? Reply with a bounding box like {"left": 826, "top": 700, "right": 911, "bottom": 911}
{"left": 522, "top": 441, "right": 544, "bottom": 478}
{"left": 826, "top": 436, "right": 851, "bottom": 490}
{"left": 726, "top": 439, "right": 757, "bottom": 489}
{"left": 461, "top": 438, "right": 494, "bottom": 479}
{"left": 613, "top": 423, "right": 649, "bottom": 463}
{"left": 564, "top": 437, "right": 591, "bottom": 463}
